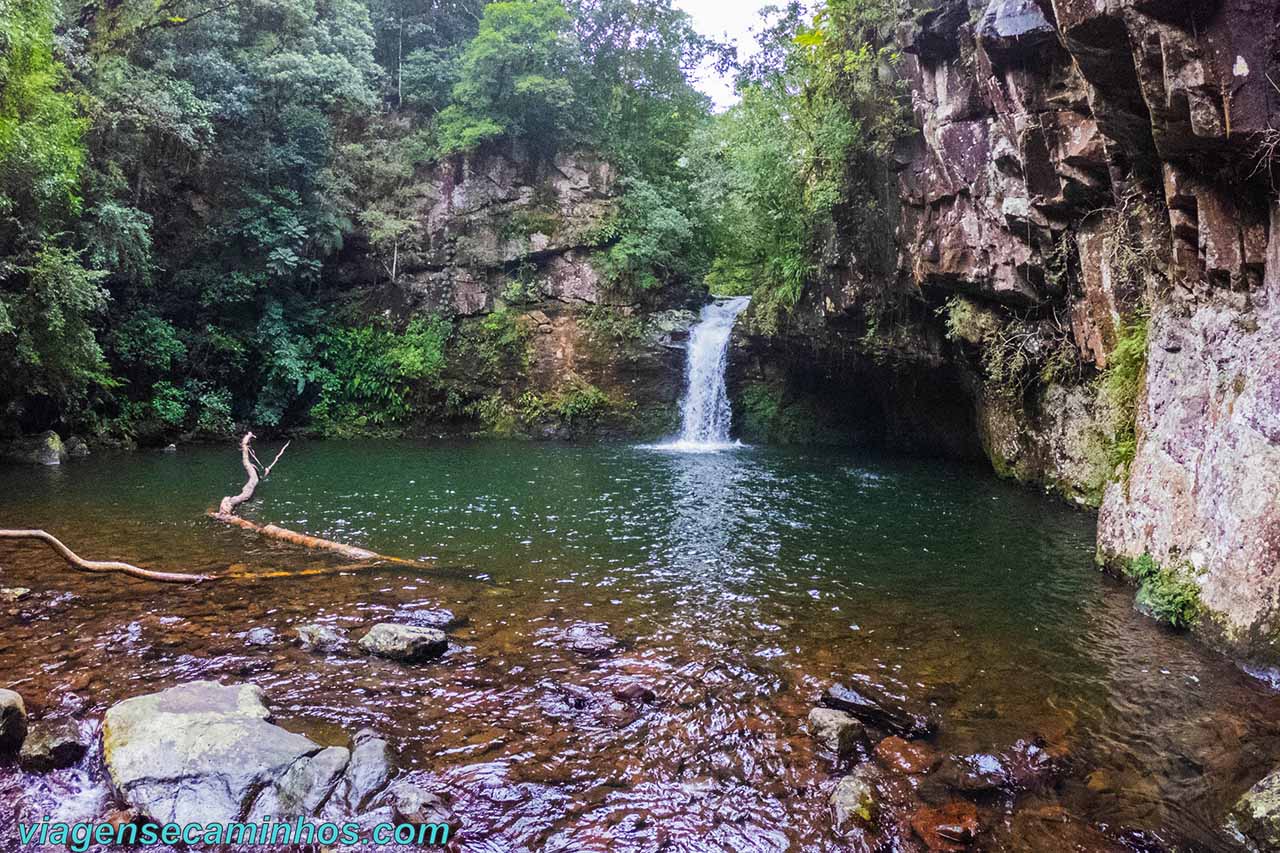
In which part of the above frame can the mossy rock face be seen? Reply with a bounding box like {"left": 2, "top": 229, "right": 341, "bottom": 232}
{"left": 1233, "top": 769, "right": 1280, "bottom": 850}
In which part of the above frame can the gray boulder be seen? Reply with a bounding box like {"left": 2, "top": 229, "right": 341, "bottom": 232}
{"left": 1233, "top": 768, "right": 1280, "bottom": 850}
{"left": 808, "top": 707, "right": 865, "bottom": 758}
{"left": 65, "top": 436, "right": 90, "bottom": 458}
{"left": 358, "top": 624, "right": 447, "bottom": 663}
{"left": 0, "top": 689, "right": 27, "bottom": 754}
{"left": 329, "top": 729, "right": 392, "bottom": 814}
{"left": 103, "top": 681, "right": 328, "bottom": 825}
{"left": 247, "top": 745, "right": 350, "bottom": 821}
{"left": 19, "top": 720, "right": 88, "bottom": 771}
{"left": 296, "top": 623, "right": 348, "bottom": 653}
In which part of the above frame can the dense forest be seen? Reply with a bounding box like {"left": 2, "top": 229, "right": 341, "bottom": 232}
{"left": 0, "top": 0, "right": 904, "bottom": 444}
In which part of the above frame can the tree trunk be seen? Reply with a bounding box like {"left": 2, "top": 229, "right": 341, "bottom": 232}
{"left": 0, "top": 530, "right": 209, "bottom": 584}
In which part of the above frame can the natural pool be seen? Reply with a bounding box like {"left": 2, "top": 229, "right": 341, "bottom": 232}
{"left": 1, "top": 440, "right": 1277, "bottom": 851}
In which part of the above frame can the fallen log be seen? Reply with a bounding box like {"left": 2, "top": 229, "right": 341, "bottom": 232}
{"left": 0, "top": 529, "right": 210, "bottom": 584}
{"left": 212, "top": 432, "right": 413, "bottom": 565}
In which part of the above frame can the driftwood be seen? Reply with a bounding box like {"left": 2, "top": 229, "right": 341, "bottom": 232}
{"left": 212, "top": 432, "right": 412, "bottom": 564}
{"left": 0, "top": 529, "right": 210, "bottom": 584}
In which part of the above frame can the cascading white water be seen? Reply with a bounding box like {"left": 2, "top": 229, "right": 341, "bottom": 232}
{"left": 657, "top": 296, "right": 750, "bottom": 452}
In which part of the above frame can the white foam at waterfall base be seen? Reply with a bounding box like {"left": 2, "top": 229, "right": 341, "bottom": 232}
{"left": 646, "top": 296, "right": 751, "bottom": 453}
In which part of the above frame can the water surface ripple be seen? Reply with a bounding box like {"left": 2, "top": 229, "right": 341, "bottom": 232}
{"left": 0, "top": 441, "right": 1277, "bottom": 851}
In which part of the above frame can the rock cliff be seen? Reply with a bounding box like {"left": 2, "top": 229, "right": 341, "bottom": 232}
{"left": 735, "top": 0, "right": 1280, "bottom": 664}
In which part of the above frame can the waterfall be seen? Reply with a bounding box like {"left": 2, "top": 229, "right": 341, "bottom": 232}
{"left": 659, "top": 296, "right": 750, "bottom": 451}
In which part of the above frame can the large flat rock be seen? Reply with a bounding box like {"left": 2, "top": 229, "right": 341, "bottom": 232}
{"left": 103, "top": 681, "right": 328, "bottom": 825}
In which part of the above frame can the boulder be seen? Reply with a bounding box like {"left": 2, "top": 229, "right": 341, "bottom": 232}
{"left": 1233, "top": 768, "right": 1280, "bottom": 850}
{"left": 19, "top": 720, "right": 88, "bottom": 771}
{"left": 65, "top": 436, "right": 90, "bottom": 458}
{"left": 0, "top": 689, "right": 27, "bottom": 754}
{"left": 247, "top": 745, "right": 350, "bottom": 821}
{"left": 808, "top": 707, "right": 865, "bottom": 758}
{"left": 821, "top": 682, "right": 939, "bottom": 738}
{"left": 3, "top": 431, "right": 67, "bottom": 465}
{"left": 102, "top": 681, "right": 328, "bottom": 825}
{"left": 830, "top": 767, "right": 878, "bottom": 832}
{"left": 330, "top": 729, "right": 392, "bottom": 814}
{"left": 358, "top": 624, "right": 448, "bottom": 663}
{"left": 295, "top": 623, "right": 348, "bottom": 653}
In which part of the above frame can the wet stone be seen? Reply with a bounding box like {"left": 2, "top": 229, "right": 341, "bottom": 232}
{"left": 382, "top": 780, "right": 451, "bottom": 825}
{"left": 822, "top": 682, "right": 939, "bottom": 738}
{"left": 19, "top": 720, "right": 88, "bottom": 771}
{"left": 874, "top": 735, "right": 942, "bottom": 775}
{"left": 911, "top": 801, "right": 980, "bottom": 851}
{"left": 358, "top": 623, "right": 448, "bottom": 663}
{"left": 808, "top": 707, "right": 865, "bottom": 758}
{"left": 0, "top": 688, "right": 27, "bottom": 754}
{"left": 830, "top": 767, "right": 878, "bottom": 832}
{"left": 244, "top": 627, "right": 276, "bottom": 646}
{"left": 551, "top": 622, "right": 622, "bottom": 658}
{"left": 391, "top": 607, "right": 466, "bottom": 631}
{"left": 1233, "top": 767, "right": 1280, "bottom": 850}
{"left": 0, "top": 587, "right": 31, "bottom": 603}
{"left": 612, "top": 681, "right": 656, "bottom": 704}
{"left": 295, "top": 623, "right": 348, "bottom": 653}
{"left": 940, "top": 753, "right": 1008, "bottom": 792}
{"left": 329, "top": 729, "right": 393, "bottom": 814}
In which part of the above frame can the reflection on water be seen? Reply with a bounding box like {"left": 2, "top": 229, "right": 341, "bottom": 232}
{"left": 0, "top": 440, "right": 1278, "bottom": 851}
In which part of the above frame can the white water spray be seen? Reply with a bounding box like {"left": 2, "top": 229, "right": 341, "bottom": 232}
{"left": 655, "top": 296, "right": 750, "bottom": 452}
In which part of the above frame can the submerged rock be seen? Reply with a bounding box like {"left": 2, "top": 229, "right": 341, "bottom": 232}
{"left": 0, "top": 587, "right": 32, "bottom": 603}
{"left": 103, "top": 681, "right": 327, "bottom": 824}
{"left": 808, "top": 707, "right": 865, "bottom": 758}
{"left": 911, "top": 801, "right": 980, "bottom": 852}
{"left": 19, "top": 720, "right": 88, "bottom": 771}
{"left": 939, "top": 752, "right": 1008, "bottom": 793}
{"left": 382, "top": 780, "right": 450, "bottom": 825}
{"left": 244, "top": 627, "right": 276, "bottom": 646}
{"left": 874, "top": 735, "right": 941, "bottom": 775}
{"left": 358, "top": 624, "right": 448, "bottom": 662}
{"left": 0, "top": 689, "right": 27, "bottom": 754}
{"left": 392, "top": 606, "right": 466, "bottom": 631}
{"left": 295, "top": 623, "right": 348, "bottom": 653}
{"left": 550, "top": 622, "right": 622, "bottom": 657}
{"left": 831, "top": 767, "right": 878, "bottom": 832}
{"left": 821, "top": 682, "right": 939, "bottom": 738}
{"left": 612, "top": 681, "right": 657, "bottom": 704}
{"left": 1233, "top": 768, "right": 1280, "bottom": 850}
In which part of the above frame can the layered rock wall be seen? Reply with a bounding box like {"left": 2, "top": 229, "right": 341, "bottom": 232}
{"left": 747, "top": 0, "right": 1280, "bottom": 662}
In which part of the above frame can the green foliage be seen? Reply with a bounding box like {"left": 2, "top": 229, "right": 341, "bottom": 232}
{"left": 517, "top": 377, "right": 618, "bottom": 431}
{"left": 310, "top": 317, "right": 450, "bottom": 436}
{"left": 1102, "top": 314, "right": 1149, "bottom": 471}
{"left": 435, "top": 0, "right": 578, "bottom": 156}
{"left": 580, "top": 305, "right": 644, "bottom": 343}
{"left": 1124, "top": 553, "right": 1203, "bottom": 630}
{"left": 599, "top": 177, "right": 698, "bottom": 294}
{"left": 689, "top": 0, "right": 908, "bottom": 333}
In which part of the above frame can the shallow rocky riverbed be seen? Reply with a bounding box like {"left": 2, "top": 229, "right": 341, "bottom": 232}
{"left": 2, "top": 441, "right": 1280, "bottom": 851}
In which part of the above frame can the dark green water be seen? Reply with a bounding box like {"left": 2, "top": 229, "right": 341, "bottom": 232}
{"left": 1, "top": 441, "right": 1277, "bottom": 851}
